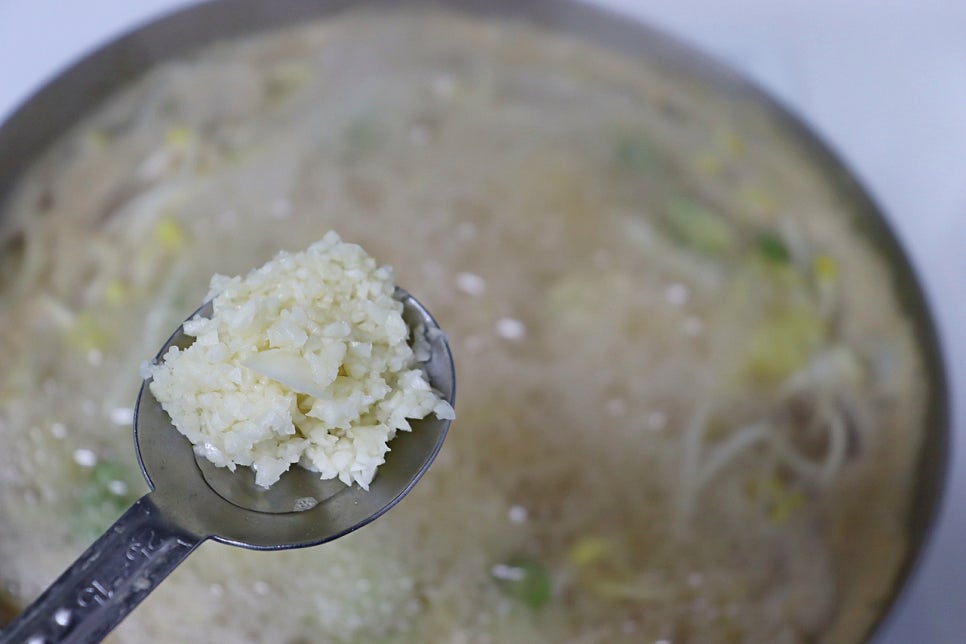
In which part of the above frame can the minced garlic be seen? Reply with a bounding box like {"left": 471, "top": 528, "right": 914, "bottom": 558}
{"left": 147, "top": 231, "right": 454, "bottom": 489}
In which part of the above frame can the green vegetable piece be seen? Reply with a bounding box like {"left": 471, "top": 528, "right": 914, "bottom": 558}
{"left": 744, "top": 308, "right": 824, "bottom": 381}
{"left": 617, "top": 135, "right": 659, "bottom": 171}
{"left": 664, "top": 197, "right": 737, "bottom": 256}
{"left": 87, "top": 460, "right": 128, "bottom": 488}
{"left": 493, "top": 557, "right": 552, "bottom": 609}
{"left": 67, "top": 312, "right": 111, "bottom": 352}
{"left": 264, "top": 62, "right": 310, "bottom": 104}
{"left": 746, "top": 475, "right": 806, "bottom": 523}
{"left": 757, "top": 231, "right": 791, "bottom": 263}
{"left": 568, "top": 536, "right": 613, "bottom": 567}
{"left": 813, "top": 253, "right": 839, "bottom": 284}
{"left": 72, "top": 460, "right": 139, "bottom": 542}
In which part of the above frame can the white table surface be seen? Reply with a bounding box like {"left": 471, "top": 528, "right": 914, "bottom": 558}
{"left": 1, "top": 1, "right": 963, "bottom": 641}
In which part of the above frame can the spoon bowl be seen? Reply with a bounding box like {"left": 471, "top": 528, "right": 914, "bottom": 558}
{"left": 2, "top": 288, "right": 454, "bottom": 641}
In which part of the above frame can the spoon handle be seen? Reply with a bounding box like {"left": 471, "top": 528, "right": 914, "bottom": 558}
{"left": 0, "top": 494, "right": 202, "bottom": 643}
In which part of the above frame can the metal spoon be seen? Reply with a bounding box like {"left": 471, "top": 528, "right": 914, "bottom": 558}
{"left": 1, "top": 288, "right": 455, "bottom": 643}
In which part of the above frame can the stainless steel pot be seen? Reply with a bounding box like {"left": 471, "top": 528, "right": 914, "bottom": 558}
{"left": 0, "top": 1, "right": 948, "bottom": 640}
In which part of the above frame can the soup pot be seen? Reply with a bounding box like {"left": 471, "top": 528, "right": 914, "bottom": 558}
{"left": 0, "top": 1, "right": 948, "bottom": 642}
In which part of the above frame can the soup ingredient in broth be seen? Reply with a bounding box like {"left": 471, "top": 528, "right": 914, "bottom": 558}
{"left": 146, "top": 231, "right": 454, "bottom": 488}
